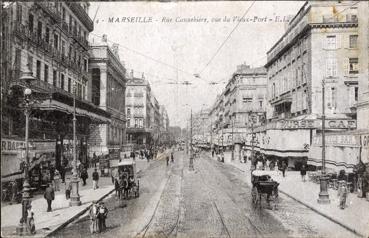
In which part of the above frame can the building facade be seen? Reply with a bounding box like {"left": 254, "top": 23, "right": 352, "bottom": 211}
{"left": 88, "top": 35, "right": 127, "bottom": 155}
{"left": 125, "top": 72, "right": 167, "bottom": 148}
{"left": 1, "top": 2, "right": 110, "bottom": 178}
{"left": 208, "top": 64, "right": 267, "bottom": 158}
{"left": 262, "top": 1, "right": 362, "bottom": 170}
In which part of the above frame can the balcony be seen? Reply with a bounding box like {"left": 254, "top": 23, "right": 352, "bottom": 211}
{"left": 66, "top": 2, "right": 94, "bottom": 32}
{"left": 35, "top": 2, "right": 61, "bottom": 23}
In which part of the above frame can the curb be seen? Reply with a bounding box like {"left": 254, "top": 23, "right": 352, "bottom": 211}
{"left": 277, "top": 189, "right": 366, "bottom": 238}
{"left": 45, "top": 188, "right": 115, "bottom": 238}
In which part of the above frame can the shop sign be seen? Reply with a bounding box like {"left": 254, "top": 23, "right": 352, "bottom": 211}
{"left": 326, "top": 120, "right": 356, "bottom": 129}
{"left": 272, "top": 119, "right": 356, "bottom": 130}
{"left": 32, "top": 141, "right": 55, "bottom": 151}
{"left": 279, "top": 119, "right": 315, "bottom": 129}
{"left": 312, "top": 134, "right": 359, "bottom": 147}
{"left": 1, "top": 139, "right": 26, "bottom": 152}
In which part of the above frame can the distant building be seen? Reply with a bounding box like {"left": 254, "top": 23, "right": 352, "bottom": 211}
{"left": 88, "top": 34, "right": 127, "bottom": 155}
{"left": 125, "top": 71, "right": 166, "bottom": 148}
{"left": 208, "top": 64, "right": 267, "bottom": 158}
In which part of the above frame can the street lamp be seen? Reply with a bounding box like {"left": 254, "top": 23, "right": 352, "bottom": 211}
{"left": 17, "top": 64, "right": 36, "bottom": 235}
{"left": 318, "top": 79, "right": 330, "bottom": 204}
{"left": 70, "top": 81, "right": 81, "bottom": 206}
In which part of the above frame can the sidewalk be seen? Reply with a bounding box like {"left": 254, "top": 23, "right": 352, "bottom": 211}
{"left": 1, "top": 161, "right": 150, "bottom": 238}
{"left": 206, "top": 151, "right": 369, "bottom": 238}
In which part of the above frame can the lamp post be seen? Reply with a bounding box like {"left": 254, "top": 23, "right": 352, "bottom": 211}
{"left": 318, "top": 79, "right": 330, "bottom": 204}
{"left": 16, "top": 65, "right": 36, "bottom": 236}
{"left": 70, "top": 81, "right": 81, "bottom": 206}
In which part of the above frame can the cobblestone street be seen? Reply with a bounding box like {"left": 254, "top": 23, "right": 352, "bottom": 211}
{"left": 54, "top": 152, "right": 358, "bottom": 238}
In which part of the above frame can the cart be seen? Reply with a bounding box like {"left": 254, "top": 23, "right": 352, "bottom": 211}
{"left": 111, "top": 158, "right": 140, "bottom": 198}
{"left": 251, "top": 170, "right": 279, "bottom": 209}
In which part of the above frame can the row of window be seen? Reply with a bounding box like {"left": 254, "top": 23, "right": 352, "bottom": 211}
{"left": 126, "top": 108, "right": 144, "bottom": 116}
{"left": 27, "top": 53, "right": 86, "bottom": 99}
{"left": 326, "top": 57, "right": 359, "bottom": 77}
{"left": 127, "top": 118, "right": 144, "bottom": 128}
{"left": 18, "top": 5, "right": 88, "bottom": 72}
{"left": 325, "top": 34, "right": 358, "bottom": 50}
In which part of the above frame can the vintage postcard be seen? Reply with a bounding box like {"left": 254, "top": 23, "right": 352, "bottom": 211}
{"left": 1, "top": 1, "right": 368, "bottom": 237}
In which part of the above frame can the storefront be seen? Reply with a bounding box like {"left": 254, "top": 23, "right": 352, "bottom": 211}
{"left": 308, "top": 133, "right": 361, "bottom": 173}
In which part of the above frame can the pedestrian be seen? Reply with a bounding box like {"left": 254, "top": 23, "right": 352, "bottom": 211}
{"left": 65, "top": 178, "right": 72, "bottom": 199}
{"left": 26, "top": 204, "right": 36, "bottom": 234}
{"left": 166, "top": 155, "right": 169, "bottom": 166}
{"left": 50, "top": 166, "right": 55, "bottom": 189}
{"left": 92, "top": 168, "right": 99, "bottom": 190}
{"left": 281, "top": 160, "right": 287, "bottom": 177}
{"left": 212, "top": 149, "right": 215, "bottom": 158}
{"left": 171, "top": 152, "right": 174, "bottom": 163}
{"left": 10, "top": 181, "right": 18, "bottom": 204}
{"left": 89, "top": 201, "right": 100, "bottom": 233}
{"left": 92, "top": 153, "right": 97, "bottom": 168}
{"left": 123, "top": 175, "right": 129, "bottom": 199}
{"left": 140, "top": 150, "right": 144, "bottom": 160}
{"left": 81, "top": 168, "right": 88, "bottom": 186}
{"left": 54, "top": 169, "right": 61, "bottom": 191}
{"left": 300, "top": 163, "right": 307, "bottom": 182}
{"left": 98, "top": 202, "right": 108, "bottom": 232}
{"left": 114, "top": 178, "right": 120, "bottom": 198}
{"left": 338, "top": 181, "right": 348, "bottom": 209}
{"left": 44, "top": 183, "right": 55, "bottom": 212}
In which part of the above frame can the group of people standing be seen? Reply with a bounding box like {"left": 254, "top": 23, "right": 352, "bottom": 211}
{"left": 113, "top": 170, "right": 136, "bottom": 200}
{"left": 89, "top": 201, "right": 109, "bottom": 233}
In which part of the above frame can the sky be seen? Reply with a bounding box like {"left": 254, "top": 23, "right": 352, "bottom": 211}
{"left": 88, "top": 1, "right": 305, "bottom": 128}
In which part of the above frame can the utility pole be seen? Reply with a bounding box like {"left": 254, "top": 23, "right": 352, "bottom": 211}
{"left": 189, "top": 109, "right": 194, "bottom": 170}
{"left": 231, "top": 118, "right": 234, "bottom": 161}
{"left": 318, "top": 79, "right": 330, "bottom": 204}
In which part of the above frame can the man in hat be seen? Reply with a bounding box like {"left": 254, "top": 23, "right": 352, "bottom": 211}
{"left": 44, "top": 183, "right": 55, "bottom": 212}
{"left": 98, "top": 202, "right": 108, "bottom": 232}
{"left": 338, "top": 180, "right": 349, "bottom": 209}
{"left": 92, "top": 168, "right": 99, "bottom": 190}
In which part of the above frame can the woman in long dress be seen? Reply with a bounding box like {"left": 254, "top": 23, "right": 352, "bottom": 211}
{"left": 89, "top": 201, "right": 100, "bottom": 233}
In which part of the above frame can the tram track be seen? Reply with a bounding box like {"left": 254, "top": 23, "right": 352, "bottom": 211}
{"left": 136, "top": 153, "right": 184, "bottom": 238}
{"left": 197, "top": 154, "right": 266, "bottom": 238}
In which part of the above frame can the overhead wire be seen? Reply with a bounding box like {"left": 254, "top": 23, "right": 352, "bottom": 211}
{"left": 198, "top": 1, "right": 256, "bottom": 76}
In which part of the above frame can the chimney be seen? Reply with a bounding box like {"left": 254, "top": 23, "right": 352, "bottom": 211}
{"left": 102, "top": 34, "right": 107, "bottom": 43}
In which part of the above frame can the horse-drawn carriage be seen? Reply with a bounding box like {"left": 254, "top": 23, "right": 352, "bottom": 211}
{"left": 251, "top": 170, "right": 279, "bottom": 209}
{"left": 111, "top": 158, "right": 140, "bottom": 198}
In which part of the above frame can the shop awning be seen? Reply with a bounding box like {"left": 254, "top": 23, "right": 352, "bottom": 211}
{"left": 38, "top": 99, "right": 111, "bottom": 124}
{"left": 308, "top": 145, "right": 359, "bottom": 173}
{"left": 308, "top": 133, "right": 361, "bottom": 173}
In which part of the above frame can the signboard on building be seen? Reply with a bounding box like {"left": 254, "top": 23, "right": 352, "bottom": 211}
{"left": 312, "top": 134, "right": 360, "bottom": 147}
{"left": 266, "top": 119, "right": 357, "bottom": 130}
{"left": 1, "top": 139, "right": 26, "bottom": 152}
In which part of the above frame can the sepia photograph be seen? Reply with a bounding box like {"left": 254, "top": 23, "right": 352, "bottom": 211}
{"left": 1, "top": 1, "right": 368, "bottom": 237}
